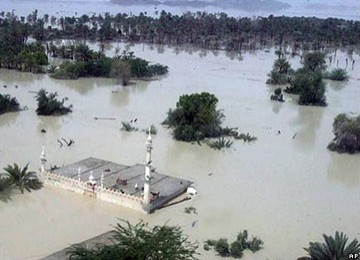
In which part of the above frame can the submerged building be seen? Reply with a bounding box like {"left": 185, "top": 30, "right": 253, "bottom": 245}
{"left": 39, "top": 131, "right": 193, "bottom": 213}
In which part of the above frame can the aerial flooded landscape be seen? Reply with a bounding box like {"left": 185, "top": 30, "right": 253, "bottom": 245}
{"left": 0, "top": 0, "right": 360, "bottom": 259}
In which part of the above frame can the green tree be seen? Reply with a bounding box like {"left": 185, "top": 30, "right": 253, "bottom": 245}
{"left": 2, "top": 163, "right": 42, "bottom": 194}
{"left": 36, "top": 89, "right": 72, "bottom": 116}
{"left": 298, "top": 72, "right": 327, "bottom": 106}
{"left": 300, "top": 231, "right": 360, "bottom": 260}
{"left": 163, "top": 92, "right": 224, "bottom": 142}
{"left": 267, "top": 55, "right": 293, "bottom": 85}
{"left": 66, "top": 220, "right": 198, "bottom": 260}
{"left": 303, "top": 52, "right": 327, "bottom": 73}
{"left": 0, "top": 94, "right": 20, "bottom": 115}
{"left": 328, "top": 114, "right": 360, "bottom": 154}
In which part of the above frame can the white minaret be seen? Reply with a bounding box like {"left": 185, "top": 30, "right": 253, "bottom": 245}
{"left": 100, "top": 172, "right": 104, "bottom": 189}
{"left": 77, "top": 167, "right": 82, "bottom": 182}
{"left": 40, "top": 146, "right": 47, "bottom": 173}
{"left": 143, "top": 128, "right": 153, "bottom": 210}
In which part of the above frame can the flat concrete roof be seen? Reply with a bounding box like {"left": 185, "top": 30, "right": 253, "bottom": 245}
{"left": 51, "top": 157, "right": 192, "bottom": 208}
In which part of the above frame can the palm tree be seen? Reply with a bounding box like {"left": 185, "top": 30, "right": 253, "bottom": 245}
{"left": 301, "top": 231, "right": 360, "bottom": 260}
{"left": 2, "top": 163, "right": 42, "bottom": 193}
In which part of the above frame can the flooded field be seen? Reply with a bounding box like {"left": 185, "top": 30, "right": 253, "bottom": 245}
{"left": 0, "top": 42, "right": 360, "bottom": 260}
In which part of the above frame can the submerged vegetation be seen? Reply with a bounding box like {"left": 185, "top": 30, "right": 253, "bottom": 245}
{"left": 283, "top": 52, "right": 327, "bottom": 106}
{"left": 50, "top": 46, "right": 168, "bottom": 83}
{"left": 300, "top": 231, "right": 360, "bottom": 260}
{"left": 328, "top": 114, "right": 360, "bottom": 154}
{"left": 66, "top": 220, "right": 198, "bottom": 259}
{"left": 163, "top": 92, "right": 257, "bottom": 149}
{"left": 267, "top": 52, "right": 293, "bottom": 85}
{"left": 120, "top": 121, "right": 139, "bottom": 132}
{"left": 1, "top": 10, "right": 359, "bottom": 55}
{"left": 0, "top": 94, "right": 20, "bottom": 115}
{"left": 36, "top": 89, "right": 72, "bottom": 116}
{"left": 204, "top": 230, "right": 263, "bottom": 258}
{"left": 0, "top": 163, "right": 43, "bottom": 201}
{"left": 324, "top": 68, "right": 349, "bottom": 81}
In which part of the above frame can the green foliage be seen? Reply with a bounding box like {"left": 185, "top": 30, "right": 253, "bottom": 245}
{"left": 214, "top": 238, "right": 230, "bottom": 257}
{"left": 148, "top": 63, "right": 169, "bottom": 76}
{"left": 207, "top": 137, "right": 233, "bottom": 150}
{"left": 328, "top": 114, "right": 360, "bottom": 154}
{"left": 267, "top": 56, "right": 293, "bottom": 85}
{"left": 0, "top": 163, "right": 43, "bottom": 196}
{"left": 163, "top": 92, "right": 224, "bottom": 142}
{"left": 121, "top": 121, "right": 139, "bottom": 132}
{"left": 233, "top": 133, "right": 258, "bottom": 142}
{"left": 303, "top": 52, "right": 327, "bottom": 73}
{"left": 274, "top": 87, "right": 282, "bottom": 96}
{"left": 0, "top": 94, "right": 20, "bottom": 115}
{"left": 66, "top": 220, "right": 199, "bottom": 260}
{"left": 324, "top": 68, "right": 349, "bottom": 81}
{"left": 35, "top": 89, "right": 72, "bottom": 116}
{"left": 302, "top": 231, "right": 360, "bottom": 260}
{"left": 298, "top": 72, "right": 327, "bottom": 106}
{"left": 285, "top": 52, "right": 327, "bottom": 106}
{"left": 205, "top": 230, "right": 263, "bottom": 258}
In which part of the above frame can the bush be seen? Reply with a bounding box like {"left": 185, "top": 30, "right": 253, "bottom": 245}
{"left": 35, "top": 89, "right": 72, "bottom": 116}
{"left": 121, "top": 121, "right": 138, "bottom": 132}
{"left": 215, "top": 238, "right": 230, "bottom": 257}
{"left": 0, "top": 94, "right": 20, "bottom": 115}
{"left": 207, "top": 137, "right": 233, "bottom": 150}
{"left": 205, "top": 230, "right": 263, "bottom": 258}
{"left": 163, "top": 92, "right": 224, "bottom": 142}
{"left": 328, "top": 113, "right": 360, "bottom": 154}
{"left": 324, "top": 68, "right": 349, "bottom": 81}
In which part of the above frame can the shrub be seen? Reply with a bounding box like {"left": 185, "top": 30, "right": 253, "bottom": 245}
{"left": 328, "top": 113, "right": 360, "bottom": 154}
{"left": 35, "top": 89, "right": 72, "bottom": 116}
{"left": 215, "top": 238, "right": 230, "bottom": 257}
{"left": 121, "top": 121, "right": 138, "bottom": 132}
{"left": 324, "top": 68, "right": 349, "bottom": 81}
{"left": 0, "top": 94, "right": 20, "bottom": 115}
{"left": 207, "top": 137, "right": 233, "bottom": 150}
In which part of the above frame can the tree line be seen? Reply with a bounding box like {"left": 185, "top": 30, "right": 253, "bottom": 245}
{"left": 1, "top": 10, "right": 359, "bottom": 54}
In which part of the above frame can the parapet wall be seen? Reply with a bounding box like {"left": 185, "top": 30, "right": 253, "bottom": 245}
{"left": 42, "top": 171, "right": 144, "bottom": 212}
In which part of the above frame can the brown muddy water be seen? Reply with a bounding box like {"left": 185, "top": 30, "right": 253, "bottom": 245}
{"left": 0, "top": 43, "right": 359, "bottom": 260}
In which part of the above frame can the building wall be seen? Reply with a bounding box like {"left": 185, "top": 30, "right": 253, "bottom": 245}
{"left": 42, "top": 171, "right": 144, "bottom": 212}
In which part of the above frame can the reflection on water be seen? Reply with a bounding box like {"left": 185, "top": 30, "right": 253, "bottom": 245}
{"left": 0, "top": 111, "right": 20, "bottom": 127}
{"left": 0, "top": 43, "right": 360, "bottom": 260}
{"left": 293, "top": 106, "right": 324, "bottom": 151}
{"left": 328, "top": 152, "right": 360, "bottom": 187}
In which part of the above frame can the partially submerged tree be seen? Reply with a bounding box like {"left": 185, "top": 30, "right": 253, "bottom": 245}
{"left": 0, "top": 163, "right": 42, "bottom": 199}
{"left": 66, "top": 220, "right": 199, "bottom": 260}
{"left": 285, "top": 52, "right": 327, "bottom": 106}
{"left": 0, "top": 93, "right": 20, "bottom": 115}
{"left": 163, "top": 92, "right": 224, "bottom": 142}
{"left": 328, "top": 114, "right": 360, "bottom": 154}
{"left": 267, "top": 53, "right": 293, "bottom": 85}
{"left": 36, "top": 89, "right": 72, "bottom": 116}
{"left": 163, "top": 92, "right": 257, "bottom": 148}
{"left": 324, "top": 68, "right": 349, "bottom": 81}
{"left": 300, "top": 231, "right": 360, "bottom": 260}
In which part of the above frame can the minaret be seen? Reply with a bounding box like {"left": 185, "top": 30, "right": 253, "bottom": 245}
{"left": 40, "top": 146, "right": 47, "bottom": 173}
{"left": 143, "top": 128, "right": 153, "bottom": 211}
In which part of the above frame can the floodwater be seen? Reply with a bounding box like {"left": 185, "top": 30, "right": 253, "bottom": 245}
{"left": 1, "top": 42, "right": 360, "bottom": 260}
